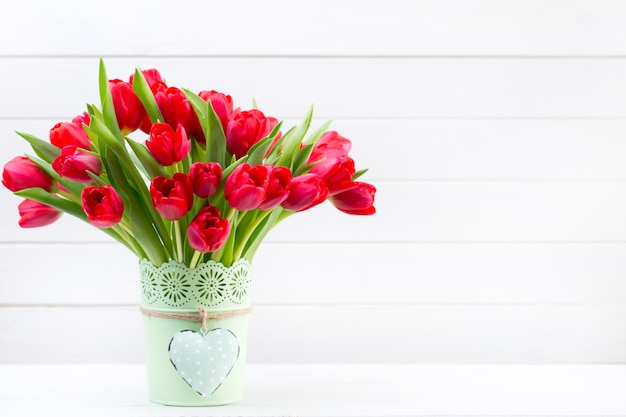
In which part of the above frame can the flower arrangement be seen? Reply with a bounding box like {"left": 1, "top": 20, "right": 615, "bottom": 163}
{"left": 2, "top": 60, "right": 376, "bottom": 268}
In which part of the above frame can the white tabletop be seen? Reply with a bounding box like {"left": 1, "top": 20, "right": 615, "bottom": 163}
{"left": 1, "top": 364, "right": 625, "bottom": 416}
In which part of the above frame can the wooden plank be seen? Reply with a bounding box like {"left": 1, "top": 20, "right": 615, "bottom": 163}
{"left": 5, "top": 119, "right": 626, "bottom": 181}
{"left": 1, "top": 304, "right": 625, "bottom": 364}
{"left": 2, "top": 1, "right": 626, "bottom": 56}
{"left": 2, "top": 181, "right": 626, "bottom": 243}
{"left": 3, "top": 58, "right": 626, "bottom": 119}
{"left": 1, "top": 364, "right": 626, "bottom": 416}
{"left": 2, "top": 242, "right": 626, "bottom": 305}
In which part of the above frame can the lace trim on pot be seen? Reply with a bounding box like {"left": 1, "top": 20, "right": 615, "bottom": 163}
{"left": 140, "top": 258, "right": 252, "bottom": 308}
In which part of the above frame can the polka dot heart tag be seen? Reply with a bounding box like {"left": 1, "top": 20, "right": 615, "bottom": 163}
{"left": 168, "top": 328, "right": 240, "bottom": 398}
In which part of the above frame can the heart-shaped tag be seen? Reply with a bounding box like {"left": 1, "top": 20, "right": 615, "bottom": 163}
{"left": 168, "top": 328, "right": 240, "bottom": 398}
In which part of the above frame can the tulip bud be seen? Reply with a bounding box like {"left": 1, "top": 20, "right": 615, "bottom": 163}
{"left": 150, "top": 173, "right": 194, "bottom": 221}
{"left": 146, "top": 123, "right": 191, "bottom": 166}
{"left": 187, "top": 205, "right": 231, "bottom": 253}
{"left": 72, "top": 112, "right": 91, "bottom": 127}
{"left": 198, "top": 90, "right": 233, "bottom": 126}
{"left": 329, "top": 182, "right": 376, "bottom": 215}
{"left": 225, "top": 109, "right": 279, "bottom": 159}
{"left": 109, "top": 79, "right": 147, "bottom": 135}
{"left": 81, "top": 185, "right": 124, "bottom": 228}
{"left": 52, "top": 146, "right": 102, "bottom": 183}
{"left": 18, "top": 199, "right": 62, "bottom": 228}
{"left": 308, "top": 156, "right": 356, "bottom": 195}
{"left": 281, "top": 174, "right": 329, "bottom": 212}
{"left": 257, "top": 165, "right": 292, "bottom": 210}
{"left": 224, "top": 163, "right": 269, "bottom": 211}
{"left": 189, "top": 162, "right": 222, "bottom": 198}
{"left": 50, "top": 120, "right": 92, "bottom": 150}
{"left": 308, "top": 131, "right": 352, "bottom": 163}
{"left": 196, "top": 90, "right": 234, "bottom": 142}
{"left": 153, "top": 84, "right": 197, "bottom": 135}
{"left": 2, "top": 156, "right": 56, "bottom": 192}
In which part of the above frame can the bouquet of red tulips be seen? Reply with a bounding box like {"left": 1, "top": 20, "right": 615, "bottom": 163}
{"left": 2, "top": 60, "right": 376, "bottom": 268}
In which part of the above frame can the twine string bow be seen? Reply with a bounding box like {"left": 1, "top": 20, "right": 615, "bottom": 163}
{"left": 140, "top": 305, "right": 252, "bottom": 332}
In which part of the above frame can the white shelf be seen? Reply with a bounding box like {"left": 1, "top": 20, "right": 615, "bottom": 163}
{"left": 1, "top": 364, "right": 626, "bottom": 416}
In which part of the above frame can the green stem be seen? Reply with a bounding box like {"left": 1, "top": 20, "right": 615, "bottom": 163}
{"left": 174, "top": 220, "right": 183, "bottom": 262}
{"left": 233, "top": 210, "right": 272, "bottom": 260}
{"left": 209, "top": 207, "right": 238, "bottom": 265}
{"left": 57, "top": 190, "right": 81, "bottom": 204}
{"left": 224, "top": 206, "right": 236, "bottom": 223}
{"left": 189, "top": 250, "right": 203, "bottom": 269}
{"left": 117, "top": 221, "right": 134, "bottom": 236}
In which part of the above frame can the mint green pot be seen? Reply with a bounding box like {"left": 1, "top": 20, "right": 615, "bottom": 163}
{"left": 139, "top": 258, "right": 252, "bottom": 406}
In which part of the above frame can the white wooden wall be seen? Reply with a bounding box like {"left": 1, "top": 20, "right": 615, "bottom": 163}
{"left": 1, "top": 0, "right": 626, "bottom": 364}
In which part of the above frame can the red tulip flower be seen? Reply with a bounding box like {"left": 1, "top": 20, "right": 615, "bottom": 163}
{"left": 129, "top": 68, "right": 163, "bottom": 88}
{"left": 196, "top": 90, "right": 234, "bottom": 142}
{"left": 189, "top": 162, "right": 222, "bottom": 198}
{"left": 258, "top": 165, "right": 292, "bottom": 210}
{"left": 187, "top": 205, "right": 231, "bottom": 253}
{"left": 281, "top": 173, "right": 329, "bottom": 212}
{"left": 50, "top": 120, "right": 92, "bottom": 150}
{"left": 2, "top": 156, "right": 56, "bottom": 192}
{"left": 308, "top": 156, "right": 356, "bottom": 195}
{"left": 18, "top": 199, "right": 62, "bottom": 228}
{"left": 52, "top": 146, "right": 102, "bottom": 183}
{"left": 225, "top": 109, "right": 279, "bottom": 159}
{"left": 224, "top": 163, "right": 270, "bottom": 211}
{"left": 109, "top": 79, "right": 147, "bottom": 135}
{"left": 72, "top": 112, "right": 91, "bottom": 126}
{"left": 330, "top": 182, "right": 377, "bottom": 215}
{"left": 150, "top": 173, "right": 194, "bottom": 221}
{"left": 146, "top": 123, "right": 191, "bottom": 166}
{"left": 81, "top": 185, "right": 124, "bottom": 228}
{"left": 308, "top": 131, "right": 352, "bottom": 163}
{"left": 152, "top": 83, "right": 197, "bottom": 135}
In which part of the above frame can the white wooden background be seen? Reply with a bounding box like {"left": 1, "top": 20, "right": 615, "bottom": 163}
{"left": 1, "top": 0, "right": 626, "bottom": 364}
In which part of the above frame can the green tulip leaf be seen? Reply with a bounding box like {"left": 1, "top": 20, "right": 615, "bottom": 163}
{"left": 128, "top": 188, "right": 168, "bottom": 265}
{"left": 87, "top": 103, "right": 103, "bottom": 120}
{"left": 291, "top": 120, "right": 332, "bottom": 175}
{"left": 15, "top": 188, "right": 85, "bottom": 220}
{"left": 100, "top": 146, "right": 132, "bottom": 200}
{"left": 183, "top": 88, "right": 228, "bottom": 168}
{"left": 126, "top": 138, "right": 168, "bottom": 178}
{"left": 291, "top": 146, "right": 316, "bottom": 176}
{"left": 89, "top": 118, "right": 172, "bottom": 250}
{"left": 276, "top": 105, "right": 313, "bottom": 169}
{"left": 301, "top": 120, "right": 332, "bottom": 146}
{"left": 86, "top": 171, "right": 110, "bottom": 188}
{"left": 132, "top": 68, "right": 163, "bottom": 124}
{"left": 98, "top": 59, "right": 124, "bottom": 144}
{"left": 104, "top": 147, "right": 170, "bottom": 264}
{"left": 246, "top": 121, "right": 282, "bottom": 166}
{"left": 16, "top": 131, "right": 60, "bottom": 163}
{"left": 352, "top": 168, "right": 369, "bottom": 181}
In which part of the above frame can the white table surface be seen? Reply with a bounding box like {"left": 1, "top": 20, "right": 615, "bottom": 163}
{"left": 1, "top": 364, "right": 625, "bottom": 416}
